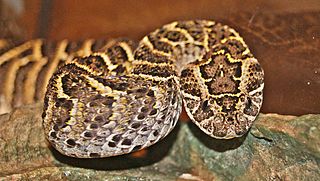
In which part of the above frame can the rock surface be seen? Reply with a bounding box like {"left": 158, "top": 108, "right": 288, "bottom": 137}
{"left": 0, "top": 104, "right": 319, "bottom": 180}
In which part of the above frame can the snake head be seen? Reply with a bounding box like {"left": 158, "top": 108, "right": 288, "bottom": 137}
{"left": 180, "top": 49, "right": 264, "bottom": 139}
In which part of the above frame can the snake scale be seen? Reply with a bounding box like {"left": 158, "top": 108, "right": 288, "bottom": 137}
{"left": 1, "top": 20, "right": 264, "bottom": 158}
{"left": 0, "top": 38, "right": 126, "bottom": 114}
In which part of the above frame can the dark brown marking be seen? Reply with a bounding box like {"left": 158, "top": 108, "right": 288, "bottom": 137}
{"left": 108, "top": 142, "right": 116, "bottom": 147}
{"left": 66, "top": 139, "right": 76, "bottom": 146}
{"left": 96, "top": 78, "right": 128, "bottom": 91}
{"left": 94, "top": 115, "right": 104, "bottom": 122}
{"left": 18, "top": 48, "right": 33, "bottom": 58}
{"left": 153, "top": 130, "right": 159, "bottom": 136}
{"left": 122, "top": 139, "right": 132, "bottom": 145}
{"left": 50, "top": 132, "right": 57, "bottom": 139}
{"left": 137, "top": 114, "right": 146, "bottom": 120}
{"left": 140, "top": 107, "right": 149, "bottom": 113}
{"left": 55, "top": 98, "right": 73, "bottom": 109}
{"left": 84, "top": 132, "right": 93, "bottom": 138}
{"left": 89, "top": 153, "right": 101, "bottom": 158}
{"left": 134, "top": 45, "right": 173, "bottom": 64}
{"left": 206, "top": 77, "right": 240, "bottom": 95}
{"left": 202, "top": 100, "right": 210, "bottom": 112}
{"left": 90, "top": 123, "right": 98, "bottom": 129}
{"left": 107, "top": 45, "right": 128, "bottom": 64}
{"left": 131, "top": 122, "right": 141, "bottom": 129}
{"left": 149, "top": 109, "right": 157, "bottom": 115}
{"left": 141, "top": 127, "right": 148, "bottom": 132}
{"left": 132, "top": 64, "right": 176, "bottom": 77}
{"left": 102, "top": 97, "right": 115, "bottom": 107}
{"left": 148, "top": 34, "right": 173, "bottom": 53}
{"left": 147, "top": 90, "right": 155, "bottom": 97}
{"left": 163, "top": 30, "right": 188, "bottom": 42}
{"left": 113, "top": 65, "right": 126, "bottom": 74}
{"left": 112, "top": 134, "right": 121, "bottom": 142}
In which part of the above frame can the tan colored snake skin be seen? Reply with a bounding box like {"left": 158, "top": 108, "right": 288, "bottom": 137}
{"left": 0, "top": 39, "right": 135, "bottom": 114}
{"left": 43, "top": 20, "right": 264, "bottom": 158}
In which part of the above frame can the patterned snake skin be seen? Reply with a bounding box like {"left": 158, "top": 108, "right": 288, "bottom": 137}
{"left": 42, "top": 20, "right": 264, "bottom": 158}
{"left": 0, "top": 38, "right": 132, "bottom": 114}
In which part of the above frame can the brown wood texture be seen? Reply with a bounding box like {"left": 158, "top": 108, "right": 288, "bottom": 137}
{"left": 13, "top": 0, "right": 320, "bottom": 115}
{"left": 14, "top": 0, "right": 41, "bottom": 39}
{"left": 48, "top": 0, "right": 320, "bottom": 41}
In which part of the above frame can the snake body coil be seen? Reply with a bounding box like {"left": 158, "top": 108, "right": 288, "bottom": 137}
{"left": 42, "top": 20, "right": 264, "bottom": 158}
{"left": 0, "top": 39, "right": 120, "bottom": 114}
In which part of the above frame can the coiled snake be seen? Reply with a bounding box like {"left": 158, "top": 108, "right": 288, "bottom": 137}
{"left": 32, "top": 20, "right": 264, "bottom": 158}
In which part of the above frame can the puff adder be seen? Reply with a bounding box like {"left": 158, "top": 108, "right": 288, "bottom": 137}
{"left": 43, "top": 20, "right": 264, "bottom": 158}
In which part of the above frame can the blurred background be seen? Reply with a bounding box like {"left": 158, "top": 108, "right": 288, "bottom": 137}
{"left": 1, "top": 0, "right": 320, "bottom": 116}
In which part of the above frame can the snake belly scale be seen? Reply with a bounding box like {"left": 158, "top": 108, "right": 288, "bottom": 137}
{"left": 41, "top": 20, "right": 264, "bottom": 158}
